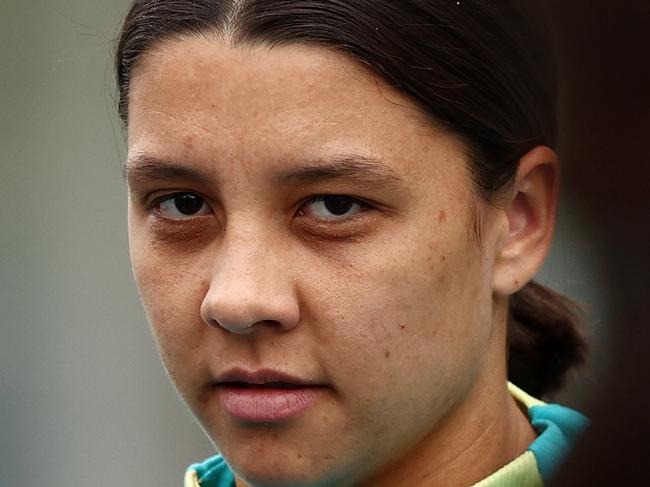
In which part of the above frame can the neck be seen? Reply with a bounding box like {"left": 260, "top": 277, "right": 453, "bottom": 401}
{"left": 363, "top": 375, "right": 537, "bottom": 487}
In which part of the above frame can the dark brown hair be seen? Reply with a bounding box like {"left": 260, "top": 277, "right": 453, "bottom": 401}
{"left": 115, "top": 0, "right": 587, "bottom": 397}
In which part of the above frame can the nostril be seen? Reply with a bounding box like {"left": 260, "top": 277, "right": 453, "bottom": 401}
{"left": 206, "top": 317, "right": 287, "bottom": 335}
{"left": 206, "top": 317, "right": 249, "bottom": 334}
{"left": 208, "top": 317, "right": 258, "bottom": 335}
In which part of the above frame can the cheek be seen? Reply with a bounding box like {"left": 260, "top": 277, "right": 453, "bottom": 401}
{"left": 309, "top": 219, "right": 491, "bottom": 420}
{"left": 129, "top": 233, "right": 211, "bottom": 388}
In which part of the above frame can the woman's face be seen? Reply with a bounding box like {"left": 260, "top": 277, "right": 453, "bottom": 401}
{"left": 127, "top": 37, "right": 505, "bottom": 486}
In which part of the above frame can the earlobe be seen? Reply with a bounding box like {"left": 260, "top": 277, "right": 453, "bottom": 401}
{"left": 493, "top": 146, "right": 560, "bottom": 296}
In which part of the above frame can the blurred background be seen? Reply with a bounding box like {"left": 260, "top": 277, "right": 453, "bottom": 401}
{"left": 0, "top": 1, "right": 635, "bottom": 486}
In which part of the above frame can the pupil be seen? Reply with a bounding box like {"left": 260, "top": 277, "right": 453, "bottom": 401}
{"left": 323, "top": 196, "right": 354, "bottom": 215}
{"left": 174, "top": 194, "right": 203, "bottom": 215}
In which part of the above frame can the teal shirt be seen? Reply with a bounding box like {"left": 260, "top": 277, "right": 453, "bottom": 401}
{"left": 184, "top": 384, "right": 588, "bottom": 487}
{"left": 186, "top": 456, "right": 235, "bottom": 487}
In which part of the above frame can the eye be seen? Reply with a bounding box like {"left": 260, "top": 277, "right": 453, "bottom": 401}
{"left": 300, "top": 195, "right": 365, "bottom": 221}
{"left": 157, "top": 193, "right": 210, "bottom": 219}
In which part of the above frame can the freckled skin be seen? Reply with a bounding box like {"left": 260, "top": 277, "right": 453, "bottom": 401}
{"left": 127, "top": 37, "right": 534, "bottom": 487}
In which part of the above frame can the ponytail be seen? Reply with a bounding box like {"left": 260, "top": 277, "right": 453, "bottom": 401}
{"left": 507, "top": 281, "right": 588, "bottom": 398}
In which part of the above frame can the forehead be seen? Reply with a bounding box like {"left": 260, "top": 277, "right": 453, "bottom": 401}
{"left": 127, "top": 35, "right": 469, "bottom": 189}
{"left": 129, "top": 35, "right": 420, "bottom": 124}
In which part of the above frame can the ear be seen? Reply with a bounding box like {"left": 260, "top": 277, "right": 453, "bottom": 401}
{"left": 492, "top": 146, "right": 560, "bottom": 296}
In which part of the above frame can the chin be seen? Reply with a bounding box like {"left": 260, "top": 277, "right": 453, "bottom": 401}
{"left": 220, "top": 439, "right": 353, "bottom": 487}
{"left": 234, "top": 463, "right": 337, "bottom": 487}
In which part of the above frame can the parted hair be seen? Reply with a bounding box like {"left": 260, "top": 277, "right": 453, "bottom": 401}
{"left": 115, "top": 0, "right": 588, "bottom": 397}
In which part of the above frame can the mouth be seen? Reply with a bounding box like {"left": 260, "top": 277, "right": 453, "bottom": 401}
{"left": 221, "top": 381, "right": 308, "bottom": 389}
{"left": 213, "top": 368, "right": 326, "bottom": 423}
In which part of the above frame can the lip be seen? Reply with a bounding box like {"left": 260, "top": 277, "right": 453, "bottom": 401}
{"left": 214, "top": 367, "right": 322, "bottom": 387}
{"left": 213, "top": 368, "right": 326, "bottom": 423}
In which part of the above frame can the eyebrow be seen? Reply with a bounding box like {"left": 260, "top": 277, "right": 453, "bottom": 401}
{"left": 124, "top": 152, "right": 405, "bottom": 190}
{"left": 277, "top": 154, "right": 405, "bottom": 190}
{"left": 124, "top": 154, "right": 211, "bottom": 185}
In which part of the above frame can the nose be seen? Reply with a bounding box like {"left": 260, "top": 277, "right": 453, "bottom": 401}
{"left": 200, "top": 234, "right": 300, "bottom": 335}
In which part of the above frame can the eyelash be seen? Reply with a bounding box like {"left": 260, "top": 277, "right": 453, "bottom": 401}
{"left": 298, "top": 195, "right": 371, "bottom": 222}
{"left": 147, "top": 192, "right": 373, "bottom": 228}
{"left": 149, "top": 192, "right": 212, "bottom": 221}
